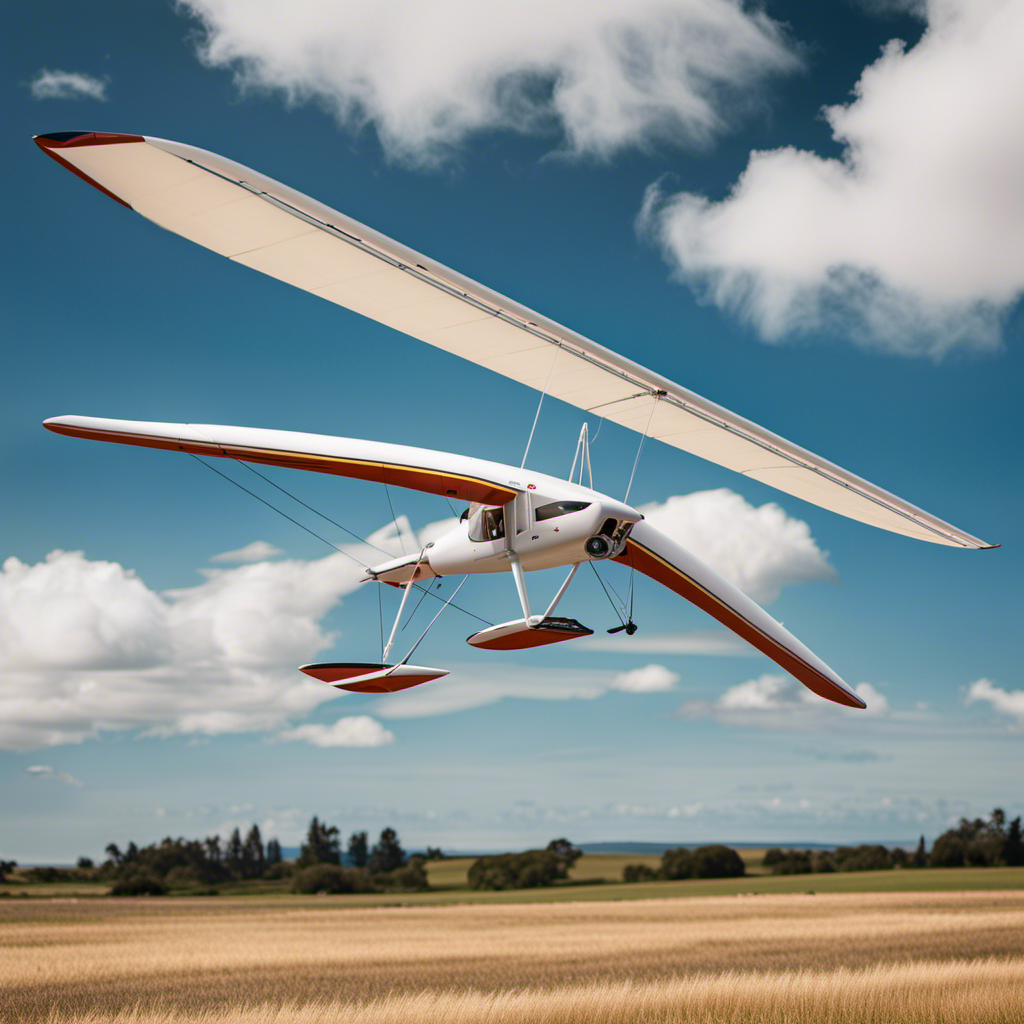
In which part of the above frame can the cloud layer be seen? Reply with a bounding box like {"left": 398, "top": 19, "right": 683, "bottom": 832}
{"left": 179, "top": 0, "right": 797, "bottom": 163}
{"left": 641, "top": 0, "right": 1024, "bottom": 356}
{"left": 680, "top": 673, "right": 889, "bottom": 728}
{"left": 640, "top": 489, "right": 836, "bottom": 604}
{"left": 29, "top": 69, "right": 108, "bottom": 101}
{"left": 0, "top": 534, "right": 402, "bottom": 750}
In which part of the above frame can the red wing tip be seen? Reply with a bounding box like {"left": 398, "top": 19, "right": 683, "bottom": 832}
{"left": 979, "top": 543, "right": 1001, "bottom": 550}
{"left": 34, "top": 131, "right": 145, "bottom": 149}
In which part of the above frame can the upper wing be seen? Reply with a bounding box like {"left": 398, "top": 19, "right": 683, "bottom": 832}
{"left": 42, "top": 415, "right": 520, "bottom": 506}
{"left": 616, "top": 521, "right": 866, "bottom": 708}
{"left": 35, "top": 131, "right": 992, "bottom": 549}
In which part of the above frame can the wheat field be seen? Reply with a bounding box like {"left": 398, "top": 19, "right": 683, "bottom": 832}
{"left": 2, "top": 890, "right": 1022, "bottom": 1022}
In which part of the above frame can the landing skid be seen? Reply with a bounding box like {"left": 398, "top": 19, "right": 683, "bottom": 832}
{"left": 299, "top": 662, "right": 449, "bottom": 692}
{"left": 467, "top": 617, "right": 593, "bottom": 650}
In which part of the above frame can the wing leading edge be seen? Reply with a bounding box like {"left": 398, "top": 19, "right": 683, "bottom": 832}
{"left": 42, "top": 415, "right": 520, "bottom": 506}
{"left": 35, "top": 131, "right": 992, "bottom": 549}
{"left": 616, "top": 520, "right": 866, "bottom": 709}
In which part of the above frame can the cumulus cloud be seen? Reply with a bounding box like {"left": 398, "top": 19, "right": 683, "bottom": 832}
{"left": 278, "top": 715, "right": 395, "bottom": 747}
{"left": 639, "top": 489, "right": 836, "bottom": 604}
{"left": 610, "top": 664, "right": 680, "bottom": 692}
{"left": 966, "top": 678, "right": 1024, "bottom": 726}
{"left": 24, "top": 764, "right": 83, "bottom": 787}
{"left": 0, "top": 517, "right": 430, "bottom": 750}
{"left": 30, "top": 69, "right": 108, "bottom": 101}
{"left": 210, "top": 540, "right": 283, "bottom": 563}
{"left": 371, "top": 661, "right": 681, "bottom": 718}
{"left": 178, "top": 0, "right": 798, "bottom": 164}
{"left": 680, "top": 673, "right": 888, "bottom": 728}
{"left": 641, "top": 0, "right": 1024, "bottom": 356}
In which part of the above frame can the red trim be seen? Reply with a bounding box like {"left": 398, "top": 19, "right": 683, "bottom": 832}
{"left": 615, "top": 539, "right": 864, "bottom": 709}
{"left": 35, "top": 132, "right": 145, "bottom": 149}
{"left": 34, "top": 133, "right": 144, "bottom": 209}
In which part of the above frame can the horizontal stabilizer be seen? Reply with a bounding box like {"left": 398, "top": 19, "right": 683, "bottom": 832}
{"left": 299, "top": 662, "right": 448, "bottom": 692}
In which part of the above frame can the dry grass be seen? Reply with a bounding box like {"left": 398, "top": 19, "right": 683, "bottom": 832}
{"left": 3, "top": 890, "right": 1022, "bottom": 1022}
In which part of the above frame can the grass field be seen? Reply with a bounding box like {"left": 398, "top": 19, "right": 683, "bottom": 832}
{"left": 2, "top": 888, "right": 1023, "bottom": 1022}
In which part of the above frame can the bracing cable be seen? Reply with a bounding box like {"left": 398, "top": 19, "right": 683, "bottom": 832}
{"left": 189, "top": 453, "right": 492, "bottom": 626}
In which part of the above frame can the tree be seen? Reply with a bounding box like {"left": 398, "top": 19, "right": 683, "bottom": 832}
{"left": 368, "top": 827, "right": 406, "bottom": 874}
{"left": 912, "top": 836, "right": 927, "bottom": 868}
{"left": 242, "top": 825, "right": 265, "bottom": 879}
{"left": 622, "top": 863, "right": 658, "bottom": 883}
{"left": 266, "top": 838, "right": 283, "bottom": 866}
{"left": 546, "top": 838, "right": 582, "bottom": 877}
{"left": 659, "top": 847, "right": 694, "bottom": 880}
{"left": 226, "top": 828, "right": 244, "bottom": 877}
{"left": 468, "top": 851, "right": 561, "bottom": 890}
{"left": 1005, "top": 817, "right": 1023, "bottom": 867}
{"left": 347, "top": 831, "right": 369, "bottom": 868}
{"left": 76, "top": 857, "right": 94, "bottom": 870}
{"left": 691, "top": 845, "right": 745, "bottom": 879}
{"left": 0, "top": 859, "right": 16, "bottom": 883}
{"left": 298, "top": 816, "right": 341, "bottom": 868}
{"left": 105, "top": 843, "right": 124, "bottom": 867}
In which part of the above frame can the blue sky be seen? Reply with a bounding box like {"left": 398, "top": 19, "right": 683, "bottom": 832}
{"left": 3, "top": 0, "right": 1021, "bottom": 862}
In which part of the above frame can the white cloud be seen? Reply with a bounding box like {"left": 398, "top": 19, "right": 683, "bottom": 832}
{"left": 210, "top": 540, "right": 283, "bottom": 563}
{"left": 641, "top": 0, "right": 1024, "bottom": 356}
{"left": 24, "top": 764, "right": 84, "bottom": 787}
{"left": 611, "top": 664, "right": 679, "bottom": 693}
{"left": 639, "top": 489, "right": 836, "bottom": 604}
{"left": 30, "top": 69, "right": 108, "bottom": 102}
{"left": 0, "top": 518, "right": 426, "bottom": 750}
{"left": 178, "top": 0, "right": 798, "bottom": 164}
{"left": 680, "top": 673, "right": 889, "bottom": 728}
{"left": 278, "top": 715, "right": 395, "bottom": 747}
{"left": 966, "top": 678, "right": 1024, "bottom": 726}
{"left": 371, "top": 661, "right": 684, "bottom": 719}
{"left": 580, "top": 630, "right": 753, "bottom": 655}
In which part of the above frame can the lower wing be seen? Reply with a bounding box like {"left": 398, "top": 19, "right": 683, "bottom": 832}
{"left": 616, "top": 520, "right": 865, "bottom": 709}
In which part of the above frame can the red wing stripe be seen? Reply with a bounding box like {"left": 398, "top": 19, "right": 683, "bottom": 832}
{"left": 617, "top": 538, "right": 864, "bottom": 708}
{"left": 42, "top": 420, "right": 516, "bottom": 506}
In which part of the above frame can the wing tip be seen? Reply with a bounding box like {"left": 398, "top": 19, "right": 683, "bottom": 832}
{"left": 34, "top": 132, "right": 141, "bottom": 209}
{"left": 34, "top": 131, "right": 145, "bottom": 149}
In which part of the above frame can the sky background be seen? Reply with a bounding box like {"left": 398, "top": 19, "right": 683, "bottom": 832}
{"left": 3, "top": 0, "right": 1021, "bottom": 862}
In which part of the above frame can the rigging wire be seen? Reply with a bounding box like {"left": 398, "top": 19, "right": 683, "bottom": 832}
{"left": 189, "top": 453, "right": 492, "bottom": 626}
{"left": 188, "top": 453, "right": 370, "bottom": 570}
{"left": 521, "top": 348, "right": 560, "bottom": 468}
{"left": 623, "top": 397, "right": 659, "bottom": 506}
{"left": 589, "top": 561, "right": 627, "bottom": 625}
{"left": 236, "top": 460, "right": 391, "bottom": 557}
{"left": 383, "top": 481, "right": 408, "bottom": 555}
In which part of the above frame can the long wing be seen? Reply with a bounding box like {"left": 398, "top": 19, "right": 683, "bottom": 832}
{"left": 616, "top": 521, "right": 865, "bottom": 708}
{"left": 35, "top": 131, "right": 992, "bottom": 549}
{"left": 42, "top": 415, "right": 520, "bottom": 506}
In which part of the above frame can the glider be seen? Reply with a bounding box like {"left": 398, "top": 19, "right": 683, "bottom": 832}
{"left": 35, "top": 131, "right": 995, "bottom": 709}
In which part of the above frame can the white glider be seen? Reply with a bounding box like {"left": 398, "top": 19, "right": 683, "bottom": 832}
{"left": 35, "top": 130, "right": 996, "bottom": 708}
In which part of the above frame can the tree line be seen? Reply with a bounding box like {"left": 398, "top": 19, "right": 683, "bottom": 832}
{"left": 2, "top": 818, "right": 434, "bottom": 896}
{"left": 759, "top": 809, "right": 1023, "bottom": 876}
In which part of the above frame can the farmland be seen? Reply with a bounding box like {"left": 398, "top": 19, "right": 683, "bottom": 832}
{"left": 2, "top": 876, "right": 1023, "bottom": 1022}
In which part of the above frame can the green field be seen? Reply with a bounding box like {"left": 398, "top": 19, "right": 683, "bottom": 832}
{"left": 3, "top": 857, "right": 1021, "bottom": 905}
